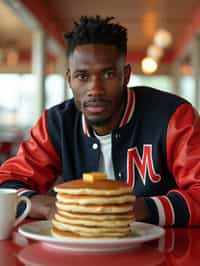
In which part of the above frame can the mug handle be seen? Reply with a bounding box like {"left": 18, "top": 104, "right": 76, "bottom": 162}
{"left": 14, "top": 196, "right": 31, "bottom": 227}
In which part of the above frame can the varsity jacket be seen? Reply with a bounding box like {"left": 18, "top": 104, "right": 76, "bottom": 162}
{"left": 0, "top": 86, "right": 200, "bottom": 226}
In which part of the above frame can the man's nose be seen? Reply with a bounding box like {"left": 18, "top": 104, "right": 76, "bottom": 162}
{"left": 87, "top": 76, "right": 105, "bottom": 97}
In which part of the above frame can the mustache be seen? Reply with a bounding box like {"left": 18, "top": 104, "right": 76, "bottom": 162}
{"left": 84, "top": 98, "right": 111, "bottom": 107}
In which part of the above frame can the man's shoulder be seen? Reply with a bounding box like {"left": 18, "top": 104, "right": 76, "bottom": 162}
{"left": 46, "top": 98, "right": 81, "bottom": 126}
{"left": 47, "top": 98, "right": 79, "bottom": 117}
{"left": 48, "top": 98, "right": 76, "bottom": 113}
{"left": 130, "top": 86, "right": 188, "bottom": 104}
{"left": 130, "top": 85, "right": 173, "bottom": 96}
{"left": 129, "top": 86, "right": 190, "bottom": 120}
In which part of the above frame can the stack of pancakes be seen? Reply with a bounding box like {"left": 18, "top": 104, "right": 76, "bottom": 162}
{"left": 51, "top": 172, "right": 135, "bottom": 238}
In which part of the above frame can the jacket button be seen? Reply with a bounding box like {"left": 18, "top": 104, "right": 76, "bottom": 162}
{"left": 115, "top": 133, "right": 120, "bottom": 140}
{"left": 92, "top": 143, "right": 98, "bottom": 150}
{"left": 118, "top": 172, "right": 123, "bottom": 179}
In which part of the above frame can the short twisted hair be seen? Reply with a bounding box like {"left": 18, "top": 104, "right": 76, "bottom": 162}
{"left": 64, "top": 15, "right": 127, "bottom": 58}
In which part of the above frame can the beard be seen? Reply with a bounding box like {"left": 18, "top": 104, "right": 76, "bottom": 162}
{"left": 74, "top": 89, "right": 126, "bottom": 128}
{"left": 74, "top": 97, "right": 114, "bottom": 127}
{"left": 85, "top": 115, "right": 112, "bottom": 127}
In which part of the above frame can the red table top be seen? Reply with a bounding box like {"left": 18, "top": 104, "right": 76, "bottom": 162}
{"left": 1, "top": 221, "right": 200, "bottom": 266}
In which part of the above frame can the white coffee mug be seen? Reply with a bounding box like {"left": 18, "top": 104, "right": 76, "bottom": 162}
{"left": 0, "top": 189, "right": 31, "bottom": 240}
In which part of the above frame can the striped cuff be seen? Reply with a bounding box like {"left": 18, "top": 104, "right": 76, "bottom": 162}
{"left": 0, "top": 181, "right": 37, "bottom": 198}
{"left": 151, "top": 196, "right": 175, "bottom": 226}
{"left": 148, "top": 192, "right": 189, "bottom": 226}
{"left": 17, "top": 188, "right": 37, "bottom": 198}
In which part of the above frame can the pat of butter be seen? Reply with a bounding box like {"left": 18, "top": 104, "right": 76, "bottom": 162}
{"left": 83, "top": 172, "right": 107, "bottom": 182}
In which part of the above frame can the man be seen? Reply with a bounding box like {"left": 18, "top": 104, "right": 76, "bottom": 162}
{"left": 0, "top": 16, "right": 200, "bottom": 226}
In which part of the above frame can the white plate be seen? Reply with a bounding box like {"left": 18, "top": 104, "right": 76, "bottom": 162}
{"left": 18, "top": 221, "right": 165, "bottom": 253}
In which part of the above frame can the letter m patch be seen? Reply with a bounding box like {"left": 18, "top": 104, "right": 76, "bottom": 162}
{"left": 127, "top": 145, "right": 161, "bottom": 189}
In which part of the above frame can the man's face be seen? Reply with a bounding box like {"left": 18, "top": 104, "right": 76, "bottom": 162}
{"left": 67, "top": 44, "right": 130, "bottom": 133}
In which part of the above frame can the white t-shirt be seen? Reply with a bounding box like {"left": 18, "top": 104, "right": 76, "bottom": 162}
{"left": 94, "top": 132, "right": 115, "bottom": 180}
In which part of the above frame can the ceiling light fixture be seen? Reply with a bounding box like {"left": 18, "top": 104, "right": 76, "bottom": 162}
{"left": 141, "top": 57, "right": 158, "bottom": 74}
{"left": 147, "top": 44, "right": 163, "bottom": 61}
{"left": 154, "top": 29, "right": 172, "bottom": 49}
{"left": 141, "top": 28, "right": 172, "bottom": 75}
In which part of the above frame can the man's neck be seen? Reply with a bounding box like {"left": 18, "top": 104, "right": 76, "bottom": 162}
{"left": 93, "top": 124, "right": 114, "bottom": 136}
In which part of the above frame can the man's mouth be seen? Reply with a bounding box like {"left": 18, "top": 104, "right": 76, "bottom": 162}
{"left": 84, "top": 100, "right": 110, "bottom": 113}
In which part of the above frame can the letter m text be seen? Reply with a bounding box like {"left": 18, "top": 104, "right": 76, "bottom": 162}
{"left": 127, "top": 145, "right": 161, "bottom": 189}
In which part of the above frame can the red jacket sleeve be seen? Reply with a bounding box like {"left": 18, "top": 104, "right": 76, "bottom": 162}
{"left": 145, "top": 103, "right": 200, "bottom": 226}
{"left": 0, "top": 111, "right": 62, "bottom": 193}
{"left": 166, "top": 103, "right": 200, "bottom": 225}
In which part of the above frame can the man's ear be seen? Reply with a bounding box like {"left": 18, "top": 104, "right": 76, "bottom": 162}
{"left": 66, "top": 69, "right": 71, "bottom": 86}
{"left": 124, "top": 64, "right": 131, "bottom": 86}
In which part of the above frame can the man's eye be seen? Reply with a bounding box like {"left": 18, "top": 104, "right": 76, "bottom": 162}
{"left": 103, "top": 71, "right": 115, "bottom": 79}
{"left": 76, "top": 73, "right": 88, "bottom": 81}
